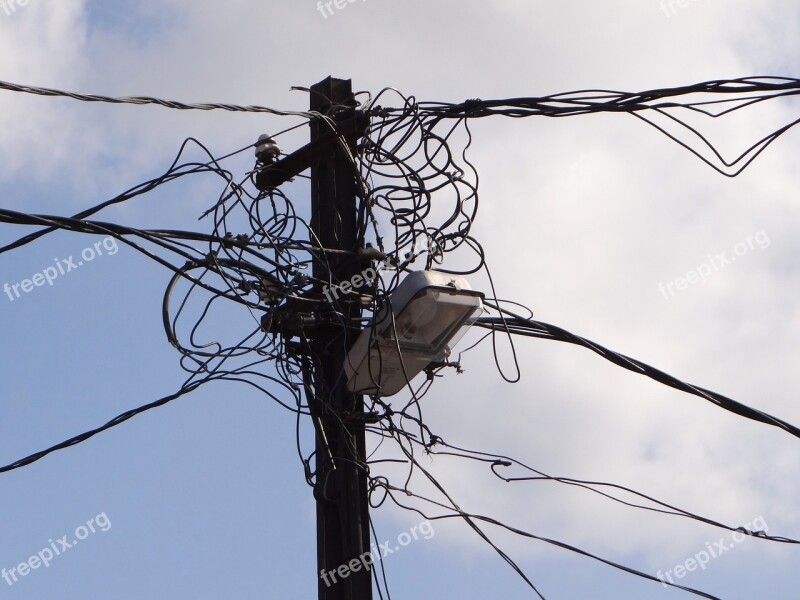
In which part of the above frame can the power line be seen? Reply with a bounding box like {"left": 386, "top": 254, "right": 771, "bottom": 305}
{"left": 0, "top": 384, "right": 201, "bottom": 474}
{"left": 475, "top": 309, "right": 800, "bottom": 440}
{"left": 0, "top": 79, "right": 313, "bottom": 117}
{"left": 1, "top": 74, "right": 798, "bottom": 598}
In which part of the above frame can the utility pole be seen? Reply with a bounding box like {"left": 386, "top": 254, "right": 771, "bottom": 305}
{"left": 257, "top": 77, "right": 372, "bottom": 600}
{"left": 309, "top": 77, "right": 372, "bottom": 600}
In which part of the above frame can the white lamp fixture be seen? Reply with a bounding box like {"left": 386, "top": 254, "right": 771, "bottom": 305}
{"left": 345, "top": 270, "right": 484, "bottom": 396}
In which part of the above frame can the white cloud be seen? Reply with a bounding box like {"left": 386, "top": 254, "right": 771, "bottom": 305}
{"left": 1, "top": 1, "right": 798, "bottom": 596}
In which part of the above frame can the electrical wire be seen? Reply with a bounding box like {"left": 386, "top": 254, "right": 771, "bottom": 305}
{"left": 474, "top": 308, "right": 800, "bottom": 440}
{"left": 1, "top": 76, "right": 799, "bottom": 599}
{"left": 0, "top": 79, "right": 314, "bottom": 117}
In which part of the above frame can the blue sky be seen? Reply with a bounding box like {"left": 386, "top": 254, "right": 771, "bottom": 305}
{"left": 0, "top": 1, "right": 799, "bottom": 598}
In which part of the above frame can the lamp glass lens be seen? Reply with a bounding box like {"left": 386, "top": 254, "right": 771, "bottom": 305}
{"left": 383, "top": 289, "right": 481, "bottom": 355}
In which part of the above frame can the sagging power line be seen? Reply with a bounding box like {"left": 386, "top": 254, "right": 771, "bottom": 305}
{"left": 0, "top": 75, "right": 798, "bottom": 599}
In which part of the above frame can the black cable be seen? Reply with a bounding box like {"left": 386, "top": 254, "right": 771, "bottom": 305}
{"left": 0, "top": 79, "right": 313, "bottom": 116}
{"left": 1, "top": 75, "right": 798, "bottom": 599}
{"left": 476, "top": 308, "right": 800, "bottom": 441}
{"left": 0, "top": 383, "right": 203, "bottom": 473}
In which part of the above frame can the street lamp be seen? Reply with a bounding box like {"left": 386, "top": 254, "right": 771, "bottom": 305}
{"left": 345, "top": 270, "right": 484, "bottom": 396}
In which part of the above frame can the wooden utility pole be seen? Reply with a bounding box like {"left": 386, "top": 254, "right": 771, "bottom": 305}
{"left": 309, "top": 76, "right": 372, "bottom": 600}
{"left": 255, "top": 76, "right": 372, "bottom": 600}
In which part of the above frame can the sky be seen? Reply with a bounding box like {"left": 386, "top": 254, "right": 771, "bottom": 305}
{"left": 0, "top": 1, "right": 799, "bottom": 598}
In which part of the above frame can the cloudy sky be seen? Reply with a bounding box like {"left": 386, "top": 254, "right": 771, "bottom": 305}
{"left": 0, "top": 1, "right": 798, "bottom": 598}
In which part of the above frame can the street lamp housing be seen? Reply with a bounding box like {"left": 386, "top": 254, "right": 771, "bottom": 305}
{"left": 345, "top": 270, "right": 484, "bottom": 396}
